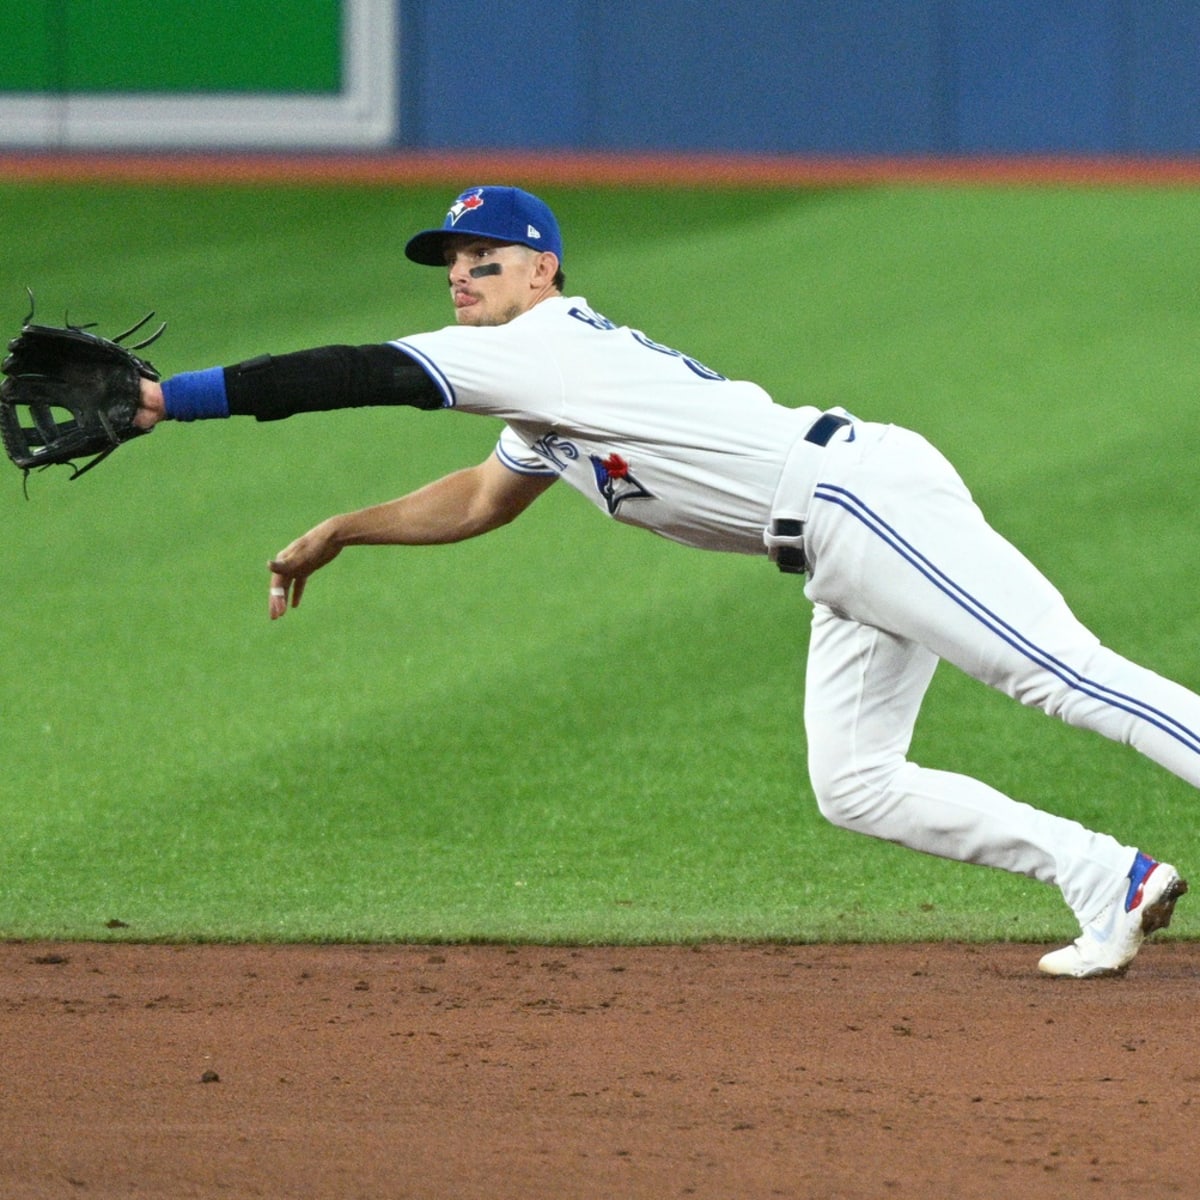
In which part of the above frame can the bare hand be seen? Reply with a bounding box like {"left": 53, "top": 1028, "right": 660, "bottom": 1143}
{"left": 135, "top": 378, "right": 165, "bottom": 430}
{"left": 268, "top": 520, "right": 343, "bottom": 619}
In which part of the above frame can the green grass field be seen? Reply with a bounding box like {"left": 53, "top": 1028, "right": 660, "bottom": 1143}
{"left": 2, "top": 181, "right": 1199, "bottom": 943}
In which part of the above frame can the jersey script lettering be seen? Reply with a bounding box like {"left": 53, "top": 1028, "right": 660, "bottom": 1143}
{"left": 568, "top": 306, "right": 725, "bottom": 381}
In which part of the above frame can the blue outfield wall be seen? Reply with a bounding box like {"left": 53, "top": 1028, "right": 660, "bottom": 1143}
{"left": 396, "top": 0, "right": 1200, "bottom": 156}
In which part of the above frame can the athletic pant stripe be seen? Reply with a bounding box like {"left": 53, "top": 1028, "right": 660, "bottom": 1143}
{"left": 811, "top": 483, "right": 1200, "bottom": 757}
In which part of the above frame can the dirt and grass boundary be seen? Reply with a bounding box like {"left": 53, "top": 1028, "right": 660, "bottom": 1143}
{"left": 5, "top": 149, "right": 1200, "bottom": 188}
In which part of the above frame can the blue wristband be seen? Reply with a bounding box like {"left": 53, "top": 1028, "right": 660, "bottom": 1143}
{"left": 162, "top": 367, "right": 229, "bottom": 421}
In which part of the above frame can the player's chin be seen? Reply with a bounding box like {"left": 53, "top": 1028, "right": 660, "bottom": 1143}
{"left": 456, "top": 305, "right": 518, "bottom": 329}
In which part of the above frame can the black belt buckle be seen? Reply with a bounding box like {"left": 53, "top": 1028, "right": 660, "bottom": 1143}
{"left": 769, "top": 517, "right": 807, "bottom": 574}
{"left": 804, "top": 412, "right": 850, "bottom": 446}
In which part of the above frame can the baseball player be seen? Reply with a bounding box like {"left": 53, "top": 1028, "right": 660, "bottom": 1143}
{"left": 135, "top": 185, "right": 1193, "bottom": 977}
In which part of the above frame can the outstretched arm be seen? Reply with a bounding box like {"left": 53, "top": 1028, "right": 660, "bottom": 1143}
{"left": 135, "top": 344, "right": 442, "bottom": 429}
{"left": 267, "top": 455, "right": 556, "bottom": 619}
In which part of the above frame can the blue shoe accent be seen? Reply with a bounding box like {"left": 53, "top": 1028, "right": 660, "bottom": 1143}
{"left": 1124, "top": 851, "right": 1159, "bottom": 913}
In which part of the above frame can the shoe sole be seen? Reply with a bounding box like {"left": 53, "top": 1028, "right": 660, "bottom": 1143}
{"left": 1141, "top": 874, "right": 1188, "bottom": 936}
{"left": 1104, "top": 873, "right": 1190, "bottom": 976}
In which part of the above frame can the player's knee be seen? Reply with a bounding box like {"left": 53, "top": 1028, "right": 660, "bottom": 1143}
{"left": 807, "top": 751, "right": 907, "bottom": 830}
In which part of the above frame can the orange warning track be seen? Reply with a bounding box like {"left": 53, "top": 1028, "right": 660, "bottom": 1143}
{"left": 4, "top": 150, "right": 1200, "bottom": 187}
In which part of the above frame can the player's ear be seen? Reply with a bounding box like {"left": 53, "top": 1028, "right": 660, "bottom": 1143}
{"left": 532, "top": 251, "right": 560, "bottom": 289}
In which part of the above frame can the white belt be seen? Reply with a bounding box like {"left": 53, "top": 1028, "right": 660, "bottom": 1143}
{"left": 763, "top": 411, "right": 852, "bottom": 574}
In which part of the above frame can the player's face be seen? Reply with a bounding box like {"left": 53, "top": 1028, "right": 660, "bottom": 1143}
{"left": 443, "top": 237, "right": 555, "bottom": 326}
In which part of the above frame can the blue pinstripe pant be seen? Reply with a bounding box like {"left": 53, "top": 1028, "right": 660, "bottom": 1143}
{"left": 798, "top": 422, "right": 1199, "bottom": 923}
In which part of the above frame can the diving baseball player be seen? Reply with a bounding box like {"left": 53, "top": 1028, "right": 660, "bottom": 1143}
{"left": 136, "top": 185, "right": 1192, "bottom": 978}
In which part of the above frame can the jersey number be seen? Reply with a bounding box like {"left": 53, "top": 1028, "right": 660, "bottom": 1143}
{"left": 569, "top": 306, "right": 725, "bottom": 381}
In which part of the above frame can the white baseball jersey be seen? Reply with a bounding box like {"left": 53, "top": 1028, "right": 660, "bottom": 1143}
{"left": 396, "top": 292, "right": 1200, "bottom": 938}
{"left": 395, "top": 296, "right": 822, "bottom": 555}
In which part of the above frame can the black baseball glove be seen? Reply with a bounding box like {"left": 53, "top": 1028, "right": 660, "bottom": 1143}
{"left": 0, "top": 299, "right": 165, "bottom": 481}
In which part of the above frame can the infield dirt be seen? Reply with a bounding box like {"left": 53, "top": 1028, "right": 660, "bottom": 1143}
{"left": 1, "top": 940, "right": 1196, "bottom": 1198}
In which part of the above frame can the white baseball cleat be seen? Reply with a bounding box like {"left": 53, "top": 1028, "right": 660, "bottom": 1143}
{"left": 1038, "top": 851, "right": 1188, "bottom": 979}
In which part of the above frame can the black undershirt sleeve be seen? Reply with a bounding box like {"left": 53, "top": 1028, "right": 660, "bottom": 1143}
{"left": 224, "top": 344, "right": 444, "bottom": 421}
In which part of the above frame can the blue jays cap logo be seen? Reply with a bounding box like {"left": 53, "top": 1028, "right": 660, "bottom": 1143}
{"left": 405, "top": 184, "right": 563, "bottom": 267}
{"left": 447, "top": 189, "right": 485, "bottom": 226}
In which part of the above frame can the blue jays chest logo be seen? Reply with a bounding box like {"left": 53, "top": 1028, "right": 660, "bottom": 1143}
{"left": 530, "top": 433, "right": 654, "bottom": 515}
{"left": 589, "top": 452, "right": 653, "bottom": 515}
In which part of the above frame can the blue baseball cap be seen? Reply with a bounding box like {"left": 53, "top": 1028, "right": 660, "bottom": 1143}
{"left": 405, "top": 186, "right": 563, "bottom": 267}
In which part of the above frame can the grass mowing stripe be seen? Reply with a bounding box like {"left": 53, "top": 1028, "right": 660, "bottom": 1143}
{"left": 1, "top": 183, "right": 1198, "bottom": 941}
